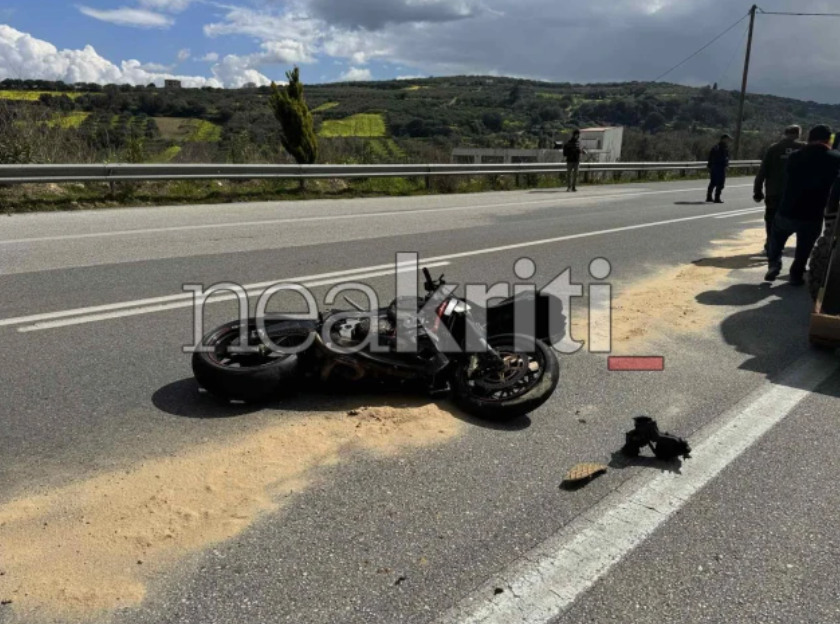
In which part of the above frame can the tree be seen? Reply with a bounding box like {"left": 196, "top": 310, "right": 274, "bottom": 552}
{"left": 268, "top": 67, "right": 318, "bottom": 169}
{"left": 643, "top": 111, "right": 666, "bottom": 133}
{"left": 482, "top": 111, "right": 504, "bottom": 132}
{"left": 507, "top": 83, "right": 522, "bottom": 106}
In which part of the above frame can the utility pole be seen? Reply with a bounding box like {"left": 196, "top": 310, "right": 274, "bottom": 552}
{"left": 734, "top": 4, "right": 758, "bottom": 159}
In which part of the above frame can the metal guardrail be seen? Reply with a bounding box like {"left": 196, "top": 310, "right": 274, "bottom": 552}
{"left": 0, "top": 161, "right": 760, "bottom": 184}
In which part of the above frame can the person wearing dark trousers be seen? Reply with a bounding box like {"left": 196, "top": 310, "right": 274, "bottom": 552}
{"left": 563, "top": 130, "right": 586, "bottom": 192}
{"left": 766, "top": 124, "right": 840, "bottom": 285}
{"left": 707, "top": 134, "right": 732, "bottom": 203}
{"left": 754, "top": 125, "right": 806, "bottom": 254}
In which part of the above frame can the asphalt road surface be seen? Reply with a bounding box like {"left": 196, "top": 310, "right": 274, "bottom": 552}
{"left": 1, "top": 179, "right": 838, "bottom": 624}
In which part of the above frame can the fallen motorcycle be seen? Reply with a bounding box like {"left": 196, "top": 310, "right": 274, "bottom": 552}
{"left": 192, "top": 268, "right": 563, "bottom": 422}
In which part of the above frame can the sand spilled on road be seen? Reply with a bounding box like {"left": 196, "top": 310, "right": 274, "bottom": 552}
{"left": 0, "top": 402, "right": 461, "bottom": 620}
{"left": 578, "top": 225, "right": 767, "bottom": 349}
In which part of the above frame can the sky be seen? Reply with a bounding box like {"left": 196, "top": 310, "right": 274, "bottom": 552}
{"left": 1, "top": 0, "right": 840, "bottom": 101}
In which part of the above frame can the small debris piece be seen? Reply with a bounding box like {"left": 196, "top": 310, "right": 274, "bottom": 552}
{"left": 563, "top": 463, "right": 608, "bottom": 485}
{"left": 578, "top": 418, "right": 587, "bottom": 424}
{"left": 1, "top": 600, "right": 12, "bottom": 606}
{"left": 348, "top": 409, "right": 360, "bottom": 417}
{"left": 494, "top": 588, "right": 504, "bottom": 595}
{"left": 394, "top": 576, "right": 407, "bottom": 586}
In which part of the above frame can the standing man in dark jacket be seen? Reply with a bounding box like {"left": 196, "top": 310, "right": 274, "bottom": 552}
{"left": 707, "top": 134, "right": 732, "bottom": 203}
{"left": 563, "top": 130, "right": 586, "bottom": 192}
{"left": 766, "top": 124, "right": 840, "bottom": 285}
{"left": 754, "top": 125, "right": 806, "bottom": 253}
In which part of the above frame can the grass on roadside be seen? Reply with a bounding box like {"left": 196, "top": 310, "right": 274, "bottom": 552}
{"left": 0, "top": 169, "right": 728, "bottom": 215}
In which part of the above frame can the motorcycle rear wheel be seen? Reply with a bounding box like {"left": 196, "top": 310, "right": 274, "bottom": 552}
{"left": 192, "top": 320, "right": 313, "bottom": 403}
{"left": 452, "top": 335, "right": 560, "bottom": 422}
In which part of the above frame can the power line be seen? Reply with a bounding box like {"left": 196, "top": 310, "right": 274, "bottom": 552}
{"left": 652, "top": 12, "right": 749, "bottom": 82}
{"left": 717, "top": 21, "right": 750, "bottom": 88}
{"left": 758, "top": 9, "right": 840, "bottom": 17}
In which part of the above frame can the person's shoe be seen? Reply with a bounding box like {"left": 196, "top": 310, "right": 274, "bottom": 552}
{"left": 572, "top": 188, "right": 578, "bottom": 192}
{"left": 706, "top": 197, "right": 714, "bottom": 203}
{"left": 789, "top": 273, "right": 805, "bottom": 286}
{"left": 765, "top": 264, "right": 782, "bottom": 282}
{"left": 714, "top": 198, "right": 724, "bottom": 204}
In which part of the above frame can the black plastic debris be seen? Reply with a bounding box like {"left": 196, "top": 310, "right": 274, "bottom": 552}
{"left": 621, "top": 416, "right": 691, "bottom": 462}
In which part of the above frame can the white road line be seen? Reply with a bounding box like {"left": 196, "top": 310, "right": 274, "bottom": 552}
{"left": 0, "top": 205, "right": 759, "bottom": 332}
{"left": 714, "top": 208, "right": 764, "bottom": 219}
{"left": 16, "top": 262, "right": 450, "bottom": 332}
{"left": 421, "top": 205, "right": 758, "bottom": 265}
{"left": 437, "top": 351, "right": 839, "bottom": 624}
{"left": 0, "top": 262, "right": 445, "bottom": 328}
{"left": 0, "top": 184, "right": 753, "bottom": 245}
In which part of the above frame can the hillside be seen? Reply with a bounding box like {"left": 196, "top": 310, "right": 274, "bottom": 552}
{"left": 3, "top": 75, "right": 840, "bottom": 166}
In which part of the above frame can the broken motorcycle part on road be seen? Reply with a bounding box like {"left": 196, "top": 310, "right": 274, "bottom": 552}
{"left": 621, "top": 416, "right": 692, "bottom": 462}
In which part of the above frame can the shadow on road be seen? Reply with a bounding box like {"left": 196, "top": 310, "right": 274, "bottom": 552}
{"left": 695, "top": 279, "right": 839, "bottom": 395}
{"left": 152, "top": 377, "right": 533, "bottom": 432}
{"left": 693, "top": 253, "right": 767, "bottom": 270}
{"left": 607, "top": 451, "right": 684, "bottom": 475}
{"left": 674, "top": 201, "right": 711, "bottom": 206}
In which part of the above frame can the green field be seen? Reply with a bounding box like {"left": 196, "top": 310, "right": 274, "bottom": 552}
{"left": 313, "top": 101, "right": 339, "bottom": 113}
{"left": 0, "top": 90, "right": 87, "bottom": 101}
{"left": 188, "top": 120, "right": 222, "bottom": 142}
{"left": 154, "top": 118, "right": 221, "bottom": 142}
{"left": 151, "top": 146, "right": 182, "bottom": 163}
{"left": 319, "top": 113, "right": 386, "bottom": 137}
{"left": 46, "top": 112, "right": 91, "bottom": 129}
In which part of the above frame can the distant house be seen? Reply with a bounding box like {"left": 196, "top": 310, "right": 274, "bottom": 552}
{"left": 242, "top": 82, "right": 257, "bottom": 89}
{"left": 164, "top": 79, "right": 182, "bottom": 89}
{"left": 452, "top": 127, "right": 624, "bottom": 165}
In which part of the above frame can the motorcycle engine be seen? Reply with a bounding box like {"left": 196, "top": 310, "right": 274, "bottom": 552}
{"left": 351, "top": 317, "right": 395, "bottom": 343}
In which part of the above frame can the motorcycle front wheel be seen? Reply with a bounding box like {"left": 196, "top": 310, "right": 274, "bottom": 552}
{"left": 452, "top": 335, "right": 560, "bottom": 422}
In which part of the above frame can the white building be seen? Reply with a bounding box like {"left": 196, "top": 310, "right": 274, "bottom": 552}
{"left": 452, "top": 126, "right": 624, "bottom": 165}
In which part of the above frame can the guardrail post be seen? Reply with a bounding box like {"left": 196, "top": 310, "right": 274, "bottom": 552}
{"left": 108, "top": 180, "right": 116, "bottom": 198}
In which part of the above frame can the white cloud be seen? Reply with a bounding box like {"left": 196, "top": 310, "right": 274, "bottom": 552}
{"left": 77, "top": 5, "right": 174, "bottom": 29}
{"left": 206, "top": 40, "right": 314, "bottom": 88}
{"left": 176, "top": 48, "right": 191, "bottom": 63}
{"left": 339, "top": 67, "right": 373, "bottom": 82}
{"left": 138, "top": 0, "right": 195, "bottom": 12}
{"left": 396, "top": 74, "right": 424, "bottom": 80}
{"left": 259, "top": 40, "right": 315, "bottom": 64}
{"left": 139, "top": 61, "right": 174, "bottom": 71}
{"left": 197, "top": 52, "right": 219, "bottom": 62}
{"left": 210, "top": 55, "right": 272, "bottom": 88}
{"left": 0, "top": 24, "right": 222, "bottom": 87}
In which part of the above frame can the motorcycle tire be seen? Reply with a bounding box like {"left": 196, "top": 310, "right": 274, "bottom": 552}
{"left": 808, "top": 232, "right": 832, "bottom": 302}
{"left": 192, "top": 320, "right": 312, "bottom": 403}
{"left": 452, "top": 335, "right": 560, "bottom": 422}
